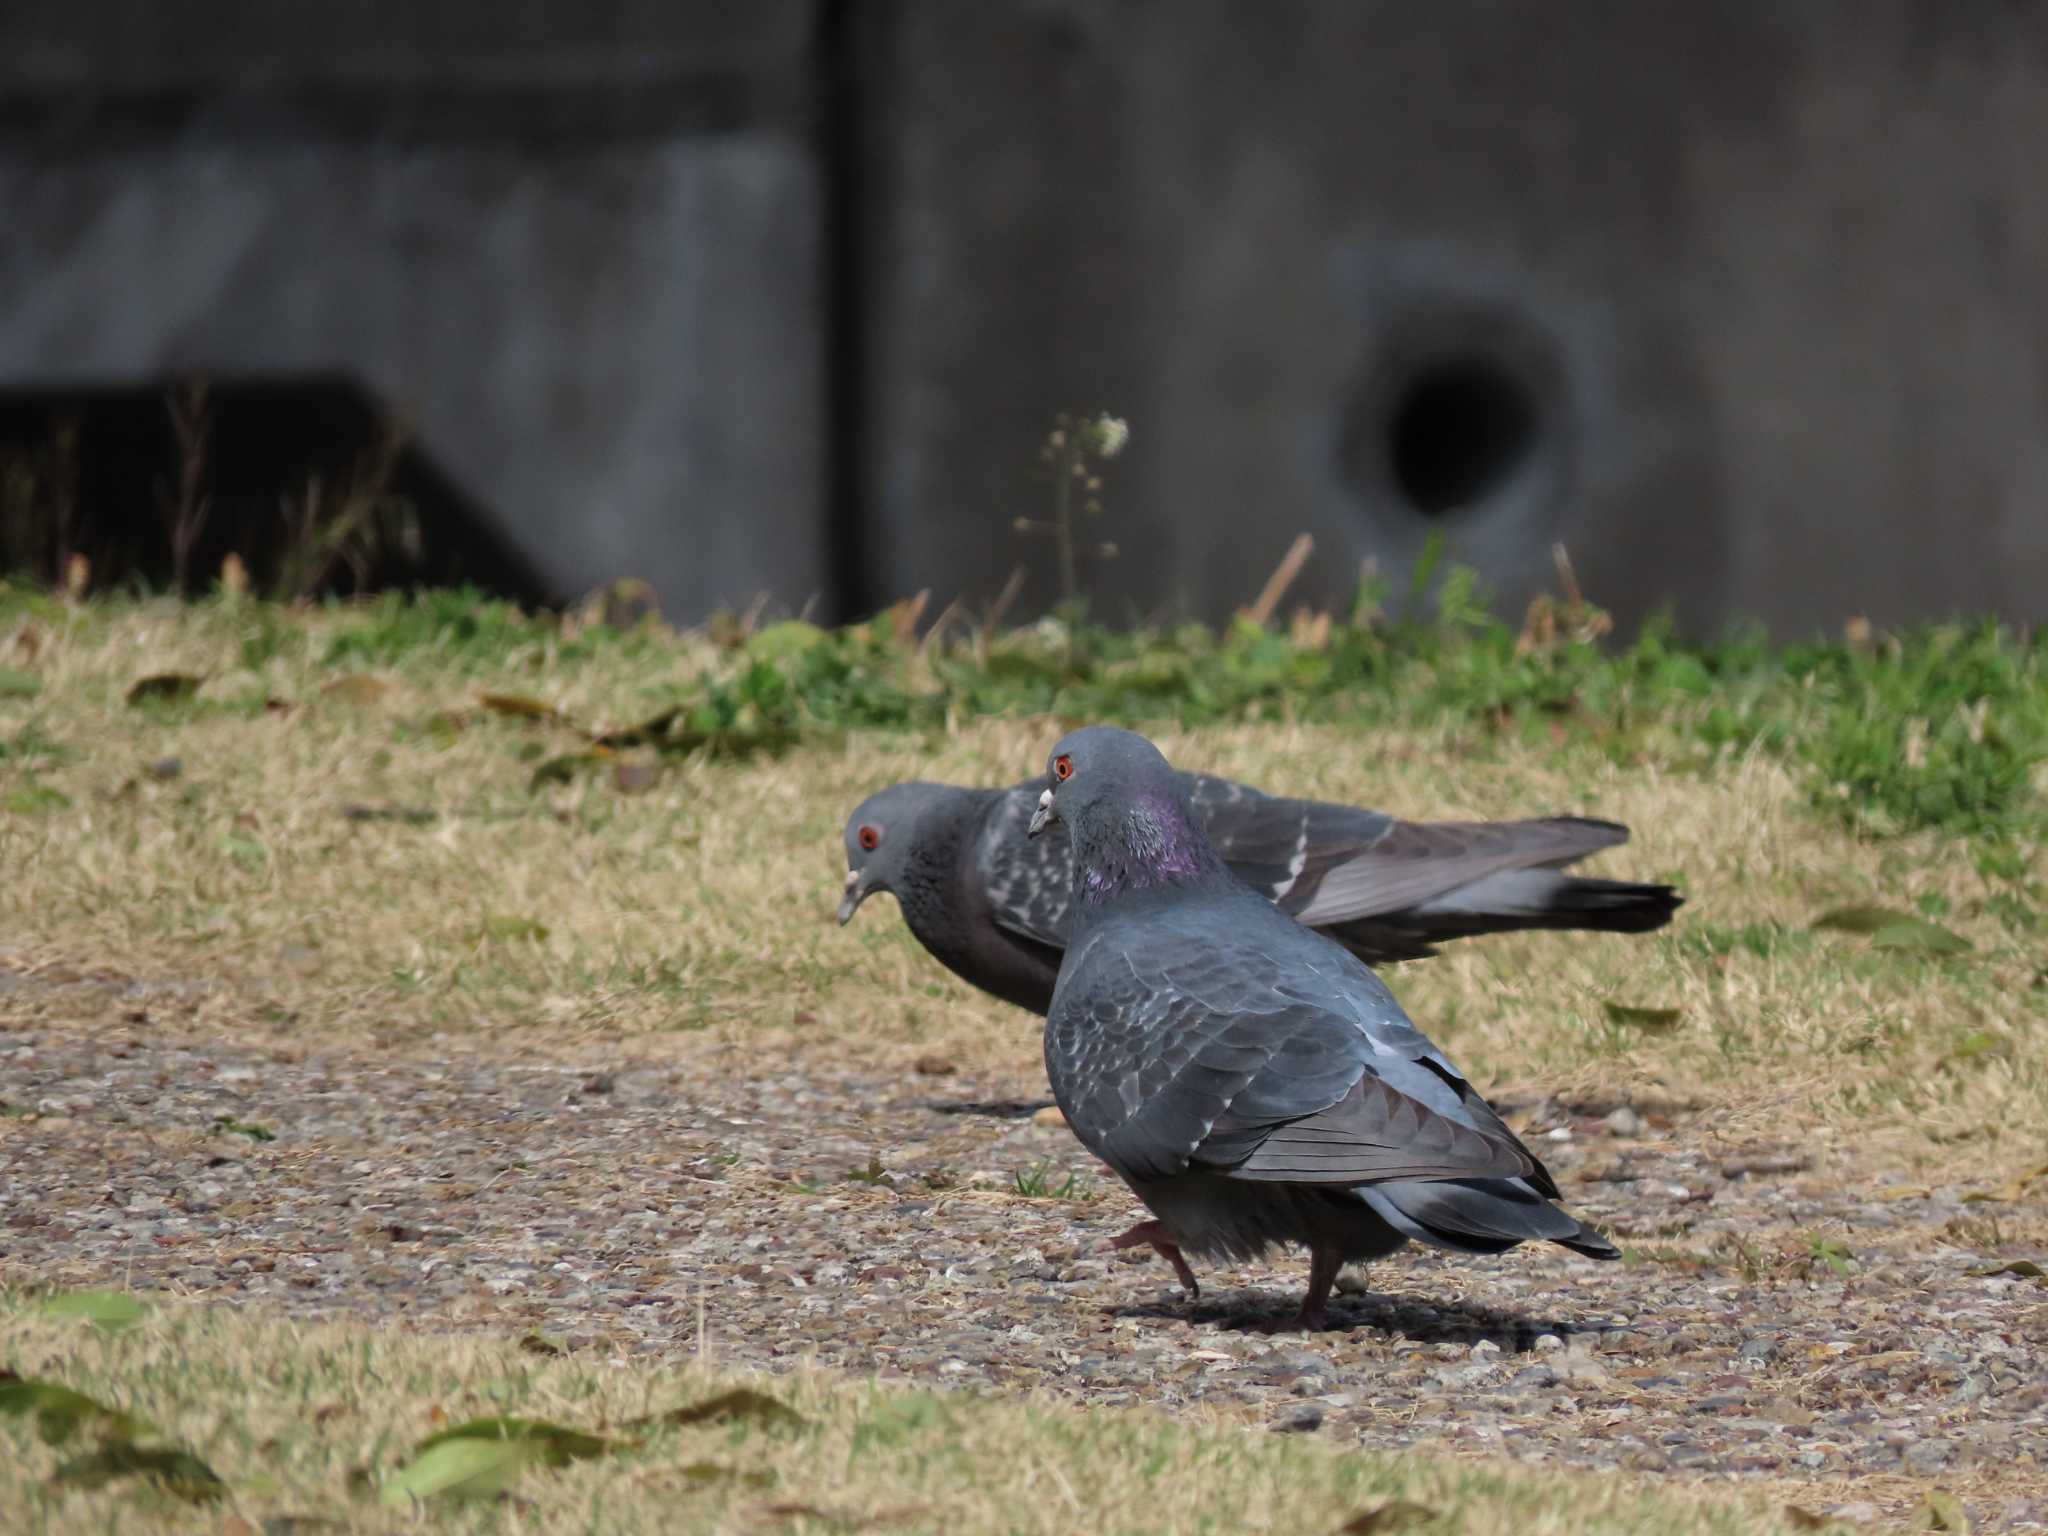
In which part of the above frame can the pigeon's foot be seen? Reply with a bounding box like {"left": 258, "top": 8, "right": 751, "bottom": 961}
{"left": 1105, "top": 1219, "right": 1200, "bottom": 1298}
{"left": 1286, "top": 1244, "right": 1345, "bottom": 1333}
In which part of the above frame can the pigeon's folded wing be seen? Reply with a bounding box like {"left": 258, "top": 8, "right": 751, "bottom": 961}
{"left": 1280, "top": 816, "right": 1631, "bottom": 926}
{"left": 1049, "top": 912, "right": 1537, "bottom": 1188}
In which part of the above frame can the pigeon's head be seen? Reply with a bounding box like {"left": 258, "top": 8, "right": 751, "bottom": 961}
{"left": 1028, "top": 726, "right": 1184, "bottom": 850}
{"left": 838, "top": 781, "right": 937, "bottom": 924}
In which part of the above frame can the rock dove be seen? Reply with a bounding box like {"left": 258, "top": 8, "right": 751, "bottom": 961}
{"left": 838, "top": 771, "right": 1680, "bottom": 1015}
{"left": 1029, "top": 725, "right": 1619, "bottom": 1330}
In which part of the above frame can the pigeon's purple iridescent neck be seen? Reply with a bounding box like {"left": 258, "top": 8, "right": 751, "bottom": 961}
{"left": 1075, "top": 787, "right": 1227, "bottom": 905}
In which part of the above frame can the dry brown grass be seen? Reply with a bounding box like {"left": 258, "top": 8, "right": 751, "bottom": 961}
{"left": 1, "top": 599, "right": 2040, "bottom": 1169}
{"left": 0, "top": 1296, "right": 1802, "bottom": 1534}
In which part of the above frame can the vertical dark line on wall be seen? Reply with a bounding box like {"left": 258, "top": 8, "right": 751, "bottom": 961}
{"left": 817, "top": 0, "right": 870, "bottom": 623}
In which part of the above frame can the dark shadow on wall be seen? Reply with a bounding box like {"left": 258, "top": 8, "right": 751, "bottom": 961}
{"left": 0, "top": 375, "right": 554, "bottom": 605}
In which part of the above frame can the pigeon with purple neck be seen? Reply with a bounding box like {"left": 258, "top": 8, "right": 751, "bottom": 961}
{"left": 1031, "top": 725, "right": 1618, "bottom": 1331}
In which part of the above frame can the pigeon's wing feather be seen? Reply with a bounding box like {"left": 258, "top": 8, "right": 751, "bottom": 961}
{"left": 1179, "top": 773, "right": 1398, "bottom": 904}
{"left": 979, "top": 783, "right": 1076, "bottom": 948}
{"left": 1047, "top": 900, "right": 1538, "bottom": 1188}
{"left": 1283, "top": 816, "right": 1632, "bottom": 925}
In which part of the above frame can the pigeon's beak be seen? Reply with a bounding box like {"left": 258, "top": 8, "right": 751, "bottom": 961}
{"left": 836, "top": 868, "right": 871, "bottom": 925}
{"left": 1026, "top": 787, "right": 1057, "bottom": 840}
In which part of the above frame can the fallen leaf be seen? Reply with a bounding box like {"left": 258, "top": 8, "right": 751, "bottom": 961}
{"left": 517, "top": 1332, "right": 566, "bottom": 1357}
{"left": 212, "top": 1117, "right": 277, "bottom": 1143}
{"left": 1338, "top": 1502, "right": 1438, "bottom": 1533}
{"left": 3, "top": 785, "right": 71, "bottom": 814}
{"left": 0, "top": 1372, "right": 147, "bottom": 1444}
{"left": 38, "top": 1289, "right": 149, "bottom": 1334}
{"left": 379, "top": 1436, "right": 529, "bottom": 1505}
{"left": 1912, "top": 1490, "right": 1971, "bottom": 1532}
{"left": 612, "top": 758, "right": 661, "bottom": 796}
{"left": 912, "top": 1055, "right": 957, "bottom": 1077}
{"left": 1969, "top": 1260, "right": 2045, "bottom": 1280}
{"left": 1938, "top": 1032, "right": 2007, "bottom": 1068}
{"left": 477, "top": 915, "right": 549, "bottom": 943}
{"left": 479, "top": 693, "right": 559, "bottom": 722}
{"left": 1031, "top": 1105, "right": 1067, "bottom": 1128}
{"left": 339, "top": 804, "right": 435, "bottom": 825}
{"left": 1601, "top": 1002, "right": 1682, "bottom": 1030}
{"left": 1869, "top": 921, "right": 1971, "bottom": 955}
{"left": 1962, "top": 1163, "right": 2048, "bottom": 1203}
{"left": 593, "top": 708, "right": 681, "bottom": 749}
{"left": 1812, "top": 905, "right": 1969, "bottom": 954}
{"left": 413, "top": 1415, "right": 616, "bottom": 1469}
{"left": 1876, "top": 1185, "right": 1931, "bottom": 1201}
{"left": 1782, "top": 1508, "right": 1832, "bottom": 1531}
{"left": 635, "top": 1388, "right": 806, "bottom": 1432}
{"left": 758, "top": 1501, "right": 928, "bottom": 1529}
{"left": 677, "top": 1461, "right": 776, "bottom": 1489}
{"left": 52, "top": 1442, "right": 226, "bottom": 1502}
{"left": 1811, "top": 903, "right": 1912, "bottom": 934}
{"left": 127, "top": 673, "right": 202, "bottom": 705}
{"left": 321, "top": 675, "right": 389, "bottom": 705}
{"left": 530, "top": 750, "right": 608, "bottom": 791}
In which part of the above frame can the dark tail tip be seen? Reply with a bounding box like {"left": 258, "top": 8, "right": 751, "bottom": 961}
{"left": 1559, "top": 1226, "right": 1623, "bottom": 1261}
{"left": 1549, "top": 878, "right": 1685, "bottom": 934}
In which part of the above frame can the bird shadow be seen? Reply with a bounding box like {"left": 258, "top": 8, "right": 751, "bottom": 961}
{"left": 922, "top": 1097, "right": 1056, "bottom": 1120}
{"left": 1108, "top": 1289, "right": 1584, "bottom": 1350}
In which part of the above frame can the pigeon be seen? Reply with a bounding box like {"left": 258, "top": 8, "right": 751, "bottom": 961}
{"left": 1028, "top": 725, "right": 1618, "bottom": 1330}
{"left": 838, "top": 771, "right": 1680, "bottom": 1015}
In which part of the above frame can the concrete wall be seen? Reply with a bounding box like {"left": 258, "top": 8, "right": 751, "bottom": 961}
{"left": 857, "top": 1, "right": 2048, "bottom": 634}
{"left": 0, "top": 0, "right": 829, "bottom": 618}
{"left": 5, "top": 1, "right": 2048, "bottom": 634}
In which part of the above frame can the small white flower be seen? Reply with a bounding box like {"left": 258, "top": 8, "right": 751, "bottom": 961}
{"left": 1088, "top": 414, "right": 1130, "bottom": 459}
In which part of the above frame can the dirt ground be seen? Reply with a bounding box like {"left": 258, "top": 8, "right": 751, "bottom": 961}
{"left": 3, "top": 957, "right": 2046, "bottom": 1531}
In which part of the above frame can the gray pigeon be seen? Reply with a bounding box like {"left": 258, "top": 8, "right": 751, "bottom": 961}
{"left": 838, "top": 772, "right": 1679, "bottom": 1016}
{"left": 1028, "top": 725, "right": 1618, "bottom": 1330}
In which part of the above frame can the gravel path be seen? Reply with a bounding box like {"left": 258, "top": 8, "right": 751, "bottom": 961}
{"left": 4, "top": 964, "right": 2047, "bottom": 1530}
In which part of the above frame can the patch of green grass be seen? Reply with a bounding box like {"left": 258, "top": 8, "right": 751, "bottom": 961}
{"left": 1012, "top": 1160, "right": 1084, "bottom": 1200}
{"left": 18, "top": 568, "right": 2046, "bottom": 840}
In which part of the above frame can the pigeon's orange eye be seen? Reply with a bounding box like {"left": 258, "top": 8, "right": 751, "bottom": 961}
{"left": 858, "top": 825, "right": 880, "bottom": 851}
{"left": 1054, "top": 754, "right": 1073, "bottom": 782}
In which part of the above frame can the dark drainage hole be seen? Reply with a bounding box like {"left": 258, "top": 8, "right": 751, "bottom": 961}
{"left": 1387, "top": 357, "right": 1539, "bottom": 516}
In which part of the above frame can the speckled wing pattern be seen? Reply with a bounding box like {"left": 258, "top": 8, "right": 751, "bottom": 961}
{"left": 976, "top": 785, "right": 1075, "bottom": 948}
{"left": 1044, "top": 891, "right": 1547, "bottom": 1191}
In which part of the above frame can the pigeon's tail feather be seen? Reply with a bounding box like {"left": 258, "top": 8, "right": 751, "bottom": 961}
{"left": 1358, "top": 1178, "right": 1620, "bottom": 1261}
{"left": 1399, "top": 869, "right": 1684, "bottom": 939}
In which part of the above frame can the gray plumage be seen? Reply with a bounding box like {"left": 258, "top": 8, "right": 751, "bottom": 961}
{"left": 839, "top": 770, "right": 1680, "bottom": 1017}
{"left": 1029, "top": 726, "right": 1618, "bottom": 1330}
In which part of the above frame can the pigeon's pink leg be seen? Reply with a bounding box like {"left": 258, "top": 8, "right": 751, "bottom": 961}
{"left": 1290, "top": 1244, "right": 1344, "bottom": 1332}
{"left": 1106, "top": 1219, "right": 1200, "bottom": 1298}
